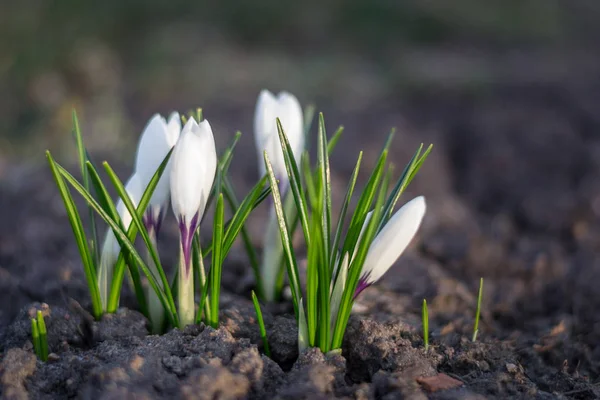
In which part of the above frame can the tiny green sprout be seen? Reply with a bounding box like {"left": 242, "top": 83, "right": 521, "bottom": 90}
{"left": 251, "top": 290, "right": 271, "bottom": 357}
{"left": 31, "top": 311, "right": 48, "bottom": 361}
{"left": 31, "top": 318, "right": 40, "bottom": 357}
{"left": 422, "top": 299, "right": 429, "bottom": 352}
{"left": 472, "top": 277, "right": 484, "bottom": 342}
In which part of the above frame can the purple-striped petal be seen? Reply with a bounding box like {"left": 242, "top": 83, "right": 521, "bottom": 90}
{"left": 353, "top": 271, "right": 373, "bottom": 300}
{"left": 178, "top": 212, "right": 199, "bottom": 276}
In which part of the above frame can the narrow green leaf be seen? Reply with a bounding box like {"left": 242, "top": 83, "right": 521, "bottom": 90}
{"left": 201, "top": 183, "right": 271, "bottom": 260}
{"left": 332, "top": 165, "right": 390, "bottom": 349}
{"left": 55, "top": 161, "right": 178, "bottom": 327}
{"left": 264, "top": 152, "right": 301, "bottom": 317}
{"left": 72, "top": 110, "right": 100, "bottom": 268}
{"left": 317, "top": 113, "right": 332, "bottom": 275}
{"left": 303, "top": 103, "right": 316, "bottom": 139}
{"left": 339, "top": 147, "right": 389, "bottom": 264}
{"left": 251, "top": 290, "right": 271, "bottom": 357}
{"left": 31, "top": 318, "right": 41, "bottom": 359}
{"left": 194, "top": 233, "right": 211, "bottom": 324}
{"left": 46, "top": 151, "right": 103, "bottom": 319}
{"left": 306, "top": 212, "right": 320, "bottom": 347}
{"left": 326, "top": 125, "right": 344, "bottom": 155}
{"left": 301, "top": 152, "right": 318, "bottom": 209}
{"left": 36, "top": 310, "right": 48, "bottom": 361}
{"left": 222, "top": 176, "right": 262, "bottom": 298}
{"left": 382, "top": 144, "right": 432, "bottom": 227}
{"left": 473, "top": 278, "right": 484, "bottom": 342}
{"left": 316, "top": 215, "right": 330, "bottom": 352}
{"left": 220, "top": 131, "right": 242, "bottom": 177}
{"left": 209, "top": 194, "right": 225, "bottom": 328}
{"left": 422, "top": 299, "right": 429, "bottom": 351}
{"left": 103, "top": 162, "right": 176, "bottom": 317}
{"left": 85, "top": 162, "right": 148, "bottom": 315}
{"left": 85, "top": 162, "right": 119, "bottom": 220}
{"left": 276, "top": 118, "right": 311, "bottom": 247}
{"left": 222, "top": 176, "right": 268, "bottom": 256}
{"left": 330, "top": 152, "right": 362, "bottom": 269}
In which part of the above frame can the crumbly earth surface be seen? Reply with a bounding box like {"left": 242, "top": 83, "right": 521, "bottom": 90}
{"left": 1, "top": 87, "right": 600, "bottom": 399}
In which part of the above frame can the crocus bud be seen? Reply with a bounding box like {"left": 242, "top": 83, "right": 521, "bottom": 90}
{"left": 255, "top": 90, "right": 304, "bottom": 302}
{"left": 135, "top": 112, "right": 181, "bottom": 235}
{"left": 254, "top": 90, "right": 304, "bottom": 184}
{"left": 170, "top": 117, "right": 217, "bottom": 327}
{"left": 355, "top": 196, "right": 426, "bottom": 298}
{"left": 98, "top": 174, "right": 143, "bottom": 310}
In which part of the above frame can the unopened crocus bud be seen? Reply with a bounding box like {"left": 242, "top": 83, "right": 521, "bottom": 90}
{"left": 254, "top": 89, "right": 304, "bottom": 190}
{"left": 170, "top": 117, "right": 217, "bottom": 327}
{"left": 355, "top": 196, "right": 426, "bottom": 298}
{"left": 254, "top": 90, "right": 304, "bottom": 302}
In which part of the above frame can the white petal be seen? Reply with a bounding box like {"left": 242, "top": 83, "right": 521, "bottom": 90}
{"left": 135, "top": 114, "right": 177, "bottom": 208}
{"left": 254, "top": 90, "right": 304, "bottom": 179}
{"left": 275, "top": 91, "right": 304, "bottom": 161}
{"left": 254, "top": 90, "right": 277, "bottom": 149}
{"left": 361, "top": 196, "right": 426, "bottom": 284}
{"left": 170, "top": 118, "right": 217, "bottom": 224}
{"left": 166, "top": 112, "right": 182, "bottom": 146}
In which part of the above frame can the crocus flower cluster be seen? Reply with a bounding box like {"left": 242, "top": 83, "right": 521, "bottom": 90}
{"left": 54, "top": 89, "right": 430, "bottom": 349}
{"left": 97, "top": 112, "right": 216, "bottom": 330}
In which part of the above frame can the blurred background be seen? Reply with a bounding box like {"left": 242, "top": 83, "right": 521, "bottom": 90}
{"left": 2, "top": 1, "right": 599, "bottom": 162}
{"left": 2, "top": 0, "right": 600, "bottom": 347}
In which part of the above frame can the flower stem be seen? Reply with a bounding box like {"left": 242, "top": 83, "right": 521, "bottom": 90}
{"left": 178, "top": 240, "right": 195, "bottom": 328}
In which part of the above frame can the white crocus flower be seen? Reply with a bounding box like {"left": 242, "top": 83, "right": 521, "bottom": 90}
{"left": 98, "top": 174, "right": 143, "bottom": 311}
{"left": 354, "top": 196, "right": 426, "bottom": 298}
{"left": 134, "top": 112, "right": 181, "bottom": 235}
{"left": 254, "top": 90, "right": 304, "bottom": 183}
{"left": 254, "top": 90, "right": 304, "bottom": 302}
{"left": 170, "top": 117, "right": 217, "bottom": 327}
{"left": 134, "top": 112, "right": 181, "bottom": 332}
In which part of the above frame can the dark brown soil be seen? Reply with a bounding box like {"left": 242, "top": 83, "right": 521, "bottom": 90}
{"left": 1, "top": 84, "right": 600, "bottom": 399}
